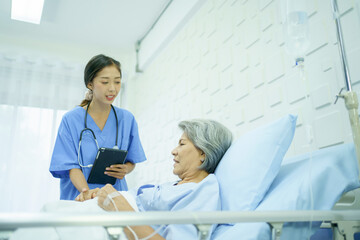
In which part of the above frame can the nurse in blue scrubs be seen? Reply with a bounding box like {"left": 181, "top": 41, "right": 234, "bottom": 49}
{"left": 49, "top": 54, "right": 146, "bottom": 201}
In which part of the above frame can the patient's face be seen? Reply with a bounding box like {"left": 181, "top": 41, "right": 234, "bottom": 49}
{"left": 171, "top": 133, "right": 203, "bottom": 179}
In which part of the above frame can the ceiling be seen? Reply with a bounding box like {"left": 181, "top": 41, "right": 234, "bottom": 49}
{"left": 0, "top": 0, "right": 172, "bottom": 58}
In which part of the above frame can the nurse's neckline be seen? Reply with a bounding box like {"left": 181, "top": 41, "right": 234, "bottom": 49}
{"left": 83, "top": 104, "right": 112, "bottom": 132}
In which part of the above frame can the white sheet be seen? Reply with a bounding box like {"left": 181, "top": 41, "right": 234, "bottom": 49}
{"left": 10, "top": 191, "right": 138, "bottom": 240}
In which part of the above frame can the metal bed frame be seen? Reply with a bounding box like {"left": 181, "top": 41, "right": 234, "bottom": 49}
{"left": 0, "top": 210, "right": 359, "bottom": 240}
{"left": 1, "top": 1, "right": 359, "bottom": 240}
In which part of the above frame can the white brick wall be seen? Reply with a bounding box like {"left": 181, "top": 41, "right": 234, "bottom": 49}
{"left": 126, "top": 0, "right": 360, "bottom": 188}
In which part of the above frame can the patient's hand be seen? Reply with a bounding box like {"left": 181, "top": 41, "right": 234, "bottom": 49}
{"left": 75, "top": 188, "right": 99, "bottom": 202}
{"left": 97, "top": 184, "right": 134, "bottom": 212}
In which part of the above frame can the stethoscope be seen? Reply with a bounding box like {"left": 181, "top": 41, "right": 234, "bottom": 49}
{"left": 77, "top": 102, "right": 119, "bottom": 168}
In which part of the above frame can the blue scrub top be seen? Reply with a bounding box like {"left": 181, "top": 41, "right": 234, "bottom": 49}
{"left": 49, "top": 106, "right": 146, "bottom": 200}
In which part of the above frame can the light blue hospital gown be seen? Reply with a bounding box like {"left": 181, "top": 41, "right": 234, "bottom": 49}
{"left": 129, "top": 174, "right": 221, "bottom": 240}
{"left": 49, "top": 106, "right": 146, "bottom": 200}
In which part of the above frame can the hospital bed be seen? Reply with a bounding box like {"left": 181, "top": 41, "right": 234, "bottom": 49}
{"left": 0, "top": 114, "right": 359, "bottom": 240}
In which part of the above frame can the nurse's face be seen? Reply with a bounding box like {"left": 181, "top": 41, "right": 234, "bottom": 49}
{"left": 88, "top": 65, "right": 121, "bottom": 105}
{"left": 171, "top": 133, "right": 204, "bottom": 179}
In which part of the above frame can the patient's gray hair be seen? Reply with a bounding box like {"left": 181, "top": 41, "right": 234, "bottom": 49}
{"left": 178, "top": 119, "right": 233, "bottom": 173}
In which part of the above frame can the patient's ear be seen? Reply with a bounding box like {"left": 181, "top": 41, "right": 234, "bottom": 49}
{"left": 200, "top": 151, "right": 205, "bottom": 162}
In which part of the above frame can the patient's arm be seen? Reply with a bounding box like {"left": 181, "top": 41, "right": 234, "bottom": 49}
{"left": 124, "top": 226, "right": 165, "bottom": 240}
{"left": 97, "top": 184, "right": 165, "bottom": 240}
{"left": 97, "top": 184, "right": 134, "bottom": 211}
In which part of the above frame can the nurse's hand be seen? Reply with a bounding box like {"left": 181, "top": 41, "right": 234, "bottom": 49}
{"left": 105, "top": 162, "right": 134, "bottom": 179}
{"left": 75, "top": 188, "right": 99, "bottom": 202}
{"left": 97, "top": 184, "right": 134, "bottom": 212}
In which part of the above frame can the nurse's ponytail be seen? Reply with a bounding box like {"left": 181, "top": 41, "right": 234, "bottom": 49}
{"left": 80, "top": 54, "right": 122, "bottom": 107}
{"left": 80, "top": 89, "right": 93, "bottom": 107}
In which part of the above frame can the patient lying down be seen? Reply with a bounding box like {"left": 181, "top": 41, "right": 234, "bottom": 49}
{"left": 11, "top": 119, "right": 232, "bottom": 240}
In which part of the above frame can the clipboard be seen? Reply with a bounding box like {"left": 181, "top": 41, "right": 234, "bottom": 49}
{"left": 87, "top": 147, "right": 128, "bottom": 185}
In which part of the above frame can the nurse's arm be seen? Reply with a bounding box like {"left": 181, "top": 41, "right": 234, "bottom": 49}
{"left": 69, "top": 168, "right": 90, "bottom": 201}
{"left": 105, "top": 162, "right": 135, "bottom": 179}
{"left": 125, "top": 162, "right": 135, "bottom": 174}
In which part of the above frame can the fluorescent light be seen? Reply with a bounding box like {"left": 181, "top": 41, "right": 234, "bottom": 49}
{"left": 11, "top": 0, "right": 45, "bottom": 24}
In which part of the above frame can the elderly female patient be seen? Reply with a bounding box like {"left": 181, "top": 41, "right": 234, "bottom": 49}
{"left": 11, "top": 119, "right": 232, "bottom": 240}
{"left": 86, "top": 119, "right": 232, "bottom": 240}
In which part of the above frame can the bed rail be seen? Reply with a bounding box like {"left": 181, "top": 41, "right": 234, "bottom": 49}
{"left": 0, "top": 210, "right": 359, "bottom": 240}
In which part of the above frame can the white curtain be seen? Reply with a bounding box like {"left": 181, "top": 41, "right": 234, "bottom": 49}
{"left": 0, "top": 52, "right": 85, "bottom": 212}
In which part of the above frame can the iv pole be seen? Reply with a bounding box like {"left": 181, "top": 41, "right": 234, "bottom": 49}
{"left": 332, "top": 0, "right": 360, "bottom": 180}
{"left": 331, "top": 4, "right": 360, "bottom": 239}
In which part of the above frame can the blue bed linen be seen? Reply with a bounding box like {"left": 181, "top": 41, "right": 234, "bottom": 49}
{"left": 129, "top": 174, "right": 221, "bottom": 240}
{"left": 310, "top": 228, "right": 333, "bottom": 240}
{"left": 310, "top": 228, "right": 359, "bottom": 240}
{"left": 212, "top": 143, "right": 359, "bottom": 240}
{"left": 256, "top": 143, "right": 360, "bottom": 240}
{"left": 212, "top": 223, "right": 271, "bottom": 240}
{"left": 49, "top": 106, "right": 146, "bottom": 200}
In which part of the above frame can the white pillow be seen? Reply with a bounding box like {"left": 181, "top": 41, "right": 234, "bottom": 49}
{"left": 215, "top": 114, "right": 297, "bottom": 211}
